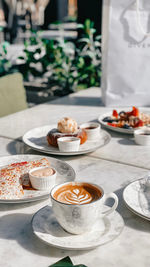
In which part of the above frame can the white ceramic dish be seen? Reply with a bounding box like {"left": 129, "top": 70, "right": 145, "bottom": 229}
{"left": 32, "top": 205, "right": 124, "bottom": 250}
{"left": 50, "top": 181, "right": 118, "bottom": 235}
{"left": 123, "top": 177, "right": 150, "bottom": 220}
{"left": 22, "top": 125, "right": 111, "bottom": 156}
{"left": 134, "top": 128, "right": 150, "bottom": 146}
{"left": 0, "top": 154, "right": 75, "bottom": 203}
{"left": 98, "top": 112, "right": 134, "bottom": 134}
{"left": 98, "top": 110, "right": 150, "bottom": 134}
{"left": 29, "top": 166, "right": 57, "bottom": 191}
{"left": 80, "top": 122, "right": 101, "bottom": 140}
{"left": 57, "top": 137, "right": 80, "bottom": 152}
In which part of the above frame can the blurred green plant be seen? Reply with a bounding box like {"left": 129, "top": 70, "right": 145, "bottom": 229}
{"left": 76, "top": 19, "right": 101, "bottom": 87}
{"left": 45, "top": 38, "right": 79, "bottom": 95}
{"left": 18, "top": 19, "right": 101, "bottom": 95}
{"left": 18, "top": 31, "right": 45, "bottom": 80}
{"left": 0, "top": 42, "right": 12, "bottom": 77}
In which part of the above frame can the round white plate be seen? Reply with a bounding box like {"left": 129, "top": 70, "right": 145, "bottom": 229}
{"left": 98, "top": 109, "right": 150, "bottom": 134}
{"left": 32, "top": 205, "right": 124, "bottom": 250}
{"left": 123, "top": 178, "right": 150, "bottom": 220}
{"left": 0, "top": 154, "right": 75, "bottom": 203}
{"left": 98, "top": 112, "right": 135, "bottom": 134}
{"left": 22, "top": 125, "right": 111, "bottom": 156}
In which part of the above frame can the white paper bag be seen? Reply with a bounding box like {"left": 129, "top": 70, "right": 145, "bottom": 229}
{"left": 101, "top": 0, "right": 150, "bottom": 106}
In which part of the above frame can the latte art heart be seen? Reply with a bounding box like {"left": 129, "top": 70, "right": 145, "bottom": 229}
{"left": 53, "top": 183, "right": 102, "bottom": 205}
{"left": 73, "top": 189, "right": 80, "bottom": 195}
{"left": 60, "top": 189, "right": 93, "bottom": 204}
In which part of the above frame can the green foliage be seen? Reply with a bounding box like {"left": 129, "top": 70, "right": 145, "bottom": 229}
{"left": 49, "top": 256, "right": 87, "bottom": 267}
{"left": 0, "top": 42, "right": 12, "bottom": 77}
{"left": 18, "top": 19, "right": 101, "bottom": 95}
{"left": 46, "top": 39, "right": 79, "bottom": 95}
{"left": 18, "top": 31, "right": 45, "bottom": 80}
{"left": 49, "top": 256, "right": 73, "bottom": 267}
{"left": 76, "top": 19, "right": 101, "bottom": 87}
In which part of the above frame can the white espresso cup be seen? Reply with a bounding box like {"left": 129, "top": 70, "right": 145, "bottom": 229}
{"left": 50, "top": 181, "right": 118, "bottom": 235}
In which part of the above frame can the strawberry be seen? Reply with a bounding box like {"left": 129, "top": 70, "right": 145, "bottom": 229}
{"left": 132, "top": 106, "right": 139, "bottom": 117}
{"left": 134, "top": 120, "right": 144, "bottom": 128}
{"left": 112, "top": 110, "right": 118, "bottom": 118}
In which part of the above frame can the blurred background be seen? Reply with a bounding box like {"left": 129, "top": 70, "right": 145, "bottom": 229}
{"left": 0, "top": 0, "right": 102, "bottom": 43}
{"left": 0, "top": 0, "right": 102, "bottom": 110}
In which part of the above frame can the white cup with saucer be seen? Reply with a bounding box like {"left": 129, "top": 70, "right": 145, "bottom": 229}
{"left": 50, "top": 181, "right": 118, "bottom": 235}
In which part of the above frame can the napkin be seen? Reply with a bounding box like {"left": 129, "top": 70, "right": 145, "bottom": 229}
{"left": 49, "top": 256, "right": 87, "bottom": 267}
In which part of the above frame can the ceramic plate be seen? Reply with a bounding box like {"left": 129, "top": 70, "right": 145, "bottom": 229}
{"left": 0, "top": 154, "right": 75, "bottom": 203}
{"left": 98, "top": 109, "right": 150, "bottom": 134}
{"left": 123, "top": 178, "right": 150, "bottom": 220}
{"left": 32, "top": 205, "right": 124, "bottom": 250}
{"left": 22, "top": 125, "right": 111, "bottom": 155}
{"left": 98, "top": 112, "right": 135, "bottom": 134}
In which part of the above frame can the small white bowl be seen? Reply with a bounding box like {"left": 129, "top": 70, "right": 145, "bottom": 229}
{"left": 29, "top": 166, "right": 57, "bottom": 191}
{"left": 80, "top": 122, "right": 101, "bottom": 140}
{"left": 134, "top": 128, "right": 150, "bottom": 146}
{"left": 57, "top": 137, "right": 80, "bottom": 152}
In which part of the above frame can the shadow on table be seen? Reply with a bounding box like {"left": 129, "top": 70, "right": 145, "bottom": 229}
{"left": 0, "top": 213, "right": 90, "bottom": 258}
{"left": 0, "top": 198, "right": 49, "bottom": 211}
{"left": 117, "top": 138, "right": 136, "bottom": 146}
{"left": 100, "top": 126, "right": 137, "bottom": 145}
{"left": 6, "top": 139, "right": 28, "bottom": 155}
{"left": 48, "top": 96, "right": 103, "bottom": 107}
{"left": 100, "top": 126, "right": 135, "bottom": 141}
{"left": 6, "top": 139, "right": 93, "bottom": 161}
{"left": 114, "top": 186, "right": 150, "bottom": 233}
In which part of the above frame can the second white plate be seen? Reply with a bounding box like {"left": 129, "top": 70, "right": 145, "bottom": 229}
{"left": 123, "top": 177, "right": 150, "bottom": 220}
{"left": 98, "top": 112, "right": 134, "bottom": 134}
{"left": 23, "top": 125, "right": 111, "bottom": 155}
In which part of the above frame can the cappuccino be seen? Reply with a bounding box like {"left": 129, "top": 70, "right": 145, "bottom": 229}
{"left": 53, "top": 182, "right": 102, "bottom": 205}
{"left": 51, "top": 182, "right": 118, "bottom": 234}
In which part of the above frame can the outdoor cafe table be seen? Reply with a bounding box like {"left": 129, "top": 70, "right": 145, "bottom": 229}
{"left": 0, "top": 88, "right": 150, "bottom": 267}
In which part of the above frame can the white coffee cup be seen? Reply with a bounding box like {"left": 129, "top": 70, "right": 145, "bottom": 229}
{"left": 50, "top": 181, "right": 118, "bottom": 235}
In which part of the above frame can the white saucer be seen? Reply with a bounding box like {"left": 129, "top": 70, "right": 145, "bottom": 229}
{"left": 123, "top": 178, "right": 150, "bottom": 220}
{"left": 32, "top": 205, "right": 124, "bottom": 250}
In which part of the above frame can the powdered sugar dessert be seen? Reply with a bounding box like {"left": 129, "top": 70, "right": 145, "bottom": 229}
{"left": 0, "top": 158, "right": 50, "bottom": 199}
{"left": 57, "top": 117, "right": 78, "bottom": 133}
{"left": 47, "top": 117, "right": 87, "bottom": 147}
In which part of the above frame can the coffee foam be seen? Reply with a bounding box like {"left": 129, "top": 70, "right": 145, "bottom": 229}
{"left": 53, "top": 183, "right": 102, "bottom": 205}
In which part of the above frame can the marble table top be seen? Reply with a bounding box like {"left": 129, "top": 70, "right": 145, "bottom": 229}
{"left": 0, "top": 88, "right": 150, "bottom": 267}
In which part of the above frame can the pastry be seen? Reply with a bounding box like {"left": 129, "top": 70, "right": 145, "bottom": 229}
{"left": 47, "top": 117, "right": 87, "bottom": 147}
